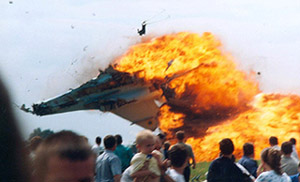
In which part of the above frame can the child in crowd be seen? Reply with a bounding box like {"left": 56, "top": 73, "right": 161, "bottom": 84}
{"left": 165, "top": 144, "right": 188, "bottom": 182}
{"left": 130, "top": 130, "right": 161, "bottom": 182}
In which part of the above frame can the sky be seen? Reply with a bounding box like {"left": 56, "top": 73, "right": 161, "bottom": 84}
{"left": 1, "top": 0, "right": 300, "bottom": 145}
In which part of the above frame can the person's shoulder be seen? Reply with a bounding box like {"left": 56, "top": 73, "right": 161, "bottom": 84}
{"left": 289, "top": 173, "right": 299, "bottom": 182}
{"left": 96, "top": 151, "right": 106, "bottom": 161}
{"left": 256, "top": 171, "right": 274, "bottom": 180}
{"left": 91, "top": 144, "right": 98, "bottom": 149}
{"left": 238, "top": 156, "right": 246, "bottom": 163}
{"left": 209, "top": 157, "right": 222, "bottom": 167}
{"left": 281, "top": 173, "right": 292, "bottom": 182}
{"left": 131, "top": 153, "right": 146, "bottom": 161}
{"left": 182, "top": 143, "right": 192, "bottom": 148}
{"left": 166, "top": 168, "right": 185, "bottom": 182}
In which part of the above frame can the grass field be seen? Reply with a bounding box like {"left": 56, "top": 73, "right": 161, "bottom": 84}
{"left": 190, "top": 161, "right": 211, "bottom": 181}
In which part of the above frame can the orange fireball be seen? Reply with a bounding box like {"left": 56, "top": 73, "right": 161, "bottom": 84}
{"left": 114, "top": 32, "right": 300, "bottom": 162}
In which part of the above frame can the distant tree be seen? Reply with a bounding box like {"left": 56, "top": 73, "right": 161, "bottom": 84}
{"left": 29, "top": 127, "right": 54, "bottom": 140}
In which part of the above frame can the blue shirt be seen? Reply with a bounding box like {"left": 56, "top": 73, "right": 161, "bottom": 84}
{"left": 114, "top": 144, "right": 133, "bottom": 171}
{"left": 96, "top": 149, "right": 122, "bottom": 182}
{"left": 238, "top": 156, "right": 258, "bottom": 178}
{"left": 290, "top": 173, "right": 300, "bottom": 182}
{"left": 255, "top": 170, "right": 291, "bottom": 182}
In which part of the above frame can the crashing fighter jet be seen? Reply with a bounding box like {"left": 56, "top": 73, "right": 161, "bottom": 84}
{"left": 22, "top": 66, "right": 164, "bottom": 130}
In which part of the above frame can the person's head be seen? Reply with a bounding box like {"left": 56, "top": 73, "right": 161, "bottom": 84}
{"left": 163, "top": 141, "right": 171, "bottom": 150}
{"left": 29, "top": 136, "right": 43, "bottom": 152}
{"left": 175, "top": 130, "right": 185, "bottom": 142}
{"left": 0, "top": 76, "right": 31, "bottom": 182}
{"left": 95, "top": 136, "right": 101, "bottom": 145}
{"left": 269, "top": 136, "right": 278, "bottom": 146}
{"left": 261, "top": 147, "right": 282, "bottom": 175}
{"left": 154, "top": 135, "right": 163, "bottom": 150}
{"left": 290, "top": 138, "right": 296, "bottom": 145}
{"left": 33, "top": 130, "right": 95, "bottom": 182}
{"left": 157, "top": 133, "right": 166, "bottom": 143}
{"left": 281, "top": 141, "right": 293, "bottom": 155}
{"left": 219, "top": 138, "right": 234, "bottom": 156}
{"left": 136, "top": 130, "right": 156, "bottom": 154}
{"left": 243, "top": 143, "right": 254, "bottom": 157}
{"left": 168, "top": 144, "right": 188, "bottom": 168}
{"left": 104, "top": 135, "right": 117, "bottom": 150}
{"left": 115, "top": 134, "right": 122, "bottom": 145}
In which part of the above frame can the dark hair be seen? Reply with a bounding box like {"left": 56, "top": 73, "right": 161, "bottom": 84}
{"left": 0, "top": 76, "right": 31, "bottom": 182}
{"left": 157, "top": 133, "right": 166, "bottom": 140}
{"left": 261, "top": 148, "right": 282, "bottom": 175}
{"left": 219, "top": 138, "right": 234, "bottom": 155}
{"left": 164, "top": 141, "right": 171, "bottom": 150}
{"left": 115, "top": 134, "right": 122, "bottom": 145}
{"left": 104, "top": 135, "right": 116, "bottom": 149}
{"left": 269, "top": 136, "right": 278, "bottom": 145}
{"left": 290, "top": 138, "right": 296, "bottom": 145}
{"left": 168, "top": 144, "right": 188, "bottom": 168}
{"left": 176, "top": 130, "right": 185, "bottom": 141}
{"left": 243, "top": 143, "right": 254, "bottom": 156}
{"left": 95, "top": 136, "right": 101, "bottom": 145}
{"left": 281, "top": 141, "right": 293, "bottom": 155}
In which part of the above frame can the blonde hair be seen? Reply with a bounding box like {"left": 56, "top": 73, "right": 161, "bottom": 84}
{"left": 136, "top": 130, "right": 155, "bottom": 145}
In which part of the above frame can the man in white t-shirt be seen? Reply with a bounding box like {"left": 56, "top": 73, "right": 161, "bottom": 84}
{"left": 92, "top": 136, "right": 103, "bottom": 156}
{"left": 165, "top": 144, "right": 188, "bottom": 182}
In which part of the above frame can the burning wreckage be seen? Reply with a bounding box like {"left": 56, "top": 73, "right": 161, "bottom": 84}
{"left": 23, "top": 66, "right": 166, "bottom": 130}
{"left": 22, "top": 32, "right": 260, "bottom": 138}
{"left": 24, "top": 32, "right": 300, "bottom": 162}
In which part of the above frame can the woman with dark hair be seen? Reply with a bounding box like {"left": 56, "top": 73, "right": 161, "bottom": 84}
{"left": 255, "top": 148, "right": 291, "bottom": 182}
{"left": 0, "top": 77, "right": 31, "bottom": 182}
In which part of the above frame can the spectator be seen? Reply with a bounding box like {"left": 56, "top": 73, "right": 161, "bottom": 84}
{"left": 130, "top": 142, "right": 138, "bottom": 154}
{"left": 175, "top": 130, "right": 196, "bottom": 182}
{"left": 207, "top": 138, "right": 245, "bottom": 182}
{"left": 0, "top": 77, "right": 31, "bottom": 182}
{"left": 33, "top": 130, "right": 95, "bottom": 182}
{"left": 255, "top": 148, "right": 291, "bottom": 182}
{"left": 92, "top": 136, "right": 104, "bottom": 156}
{"left": 158, "top": 133, "right": 166, "bottom": 156}
{"left": 156, "top": 133, "right": 165, "bottom": 151}
{"left": 129, "top": 130, "right": 161, "bottom": 182}
{"left": 290, "top": 138, "right": 299, "bottom": 161}
{"left": 114, "top": 134, "right": 133, "bottom": 172}
{"left": 96, "top": 135, "right": 122, "bottom": 182}
{"left": 290, "top": 163, "right": 300, "bottom": 182}
{"left": 281, "top": 141, "right": 298, "bottom": 175}
{"left": 157, "top": 133, "right": 166, "bottom": 144}
{"left": 269, "top": 136, "right": 280, "bottom": 150}
{"left": 163, "top": 141, "right": 171, "bottom": 159}
{"left": 238, "top": 142, "right": 258, "bottom": 178}
{"left": 165, "top": 144, "right": 189, "bottom": 182}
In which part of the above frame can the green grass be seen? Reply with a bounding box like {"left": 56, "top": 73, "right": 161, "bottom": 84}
{"left": 190, "top": 161, "right": 211, "bottom": 181}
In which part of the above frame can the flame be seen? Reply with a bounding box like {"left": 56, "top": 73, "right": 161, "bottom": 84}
{"left": 114, "top": 32, "right": 300, "bottom": 162}
{"left": 158, "top": 105, "right": 185, "bottom": 132}
{"left": 187, "top": 93, "right": 300, "bottom": 161}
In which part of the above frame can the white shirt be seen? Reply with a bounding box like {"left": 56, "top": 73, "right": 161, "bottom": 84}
{"left": 121, "top": 166, "right": 133, "bottom": 182}
{"left": 92, "top": 144, "right": 103, "bottom": 156}
{"left": 166, "top": 168, "right": 185, "bottom": 182}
